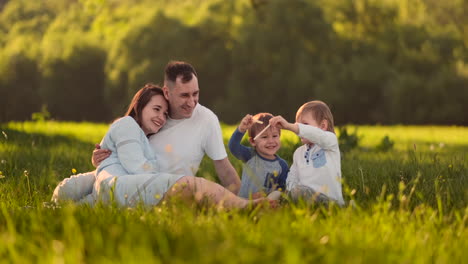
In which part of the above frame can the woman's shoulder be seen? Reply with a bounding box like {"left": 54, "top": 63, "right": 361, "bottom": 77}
{"left": 111, "top": 116, "right": 138, "bottom": 127}
{"left": 109, "top": 116, "right": 141, "bottom": 135}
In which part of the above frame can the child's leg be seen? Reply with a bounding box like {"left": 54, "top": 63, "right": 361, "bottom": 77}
{"left": 163, "top": 176, "right": 267, "bottom": 209}
{"left": 288, "top": 185, "right": 331, "bottom": 204}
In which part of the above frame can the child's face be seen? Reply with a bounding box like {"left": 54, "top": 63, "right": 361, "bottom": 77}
{"left": 297, "top": 113, "right": 321, "bottom": 145}
{"left": 250, "top": 127, "right": 281, "bottom": 160}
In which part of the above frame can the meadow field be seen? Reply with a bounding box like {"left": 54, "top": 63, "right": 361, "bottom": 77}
{"left": 0, "top": 121, "right": 466, "bottom": 263}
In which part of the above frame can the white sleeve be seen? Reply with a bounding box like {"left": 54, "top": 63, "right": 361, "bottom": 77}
{"left": 202, "top": 111, "right": 227, "bottom": 161}
{"left": 286, "top": 150, "right": 300, "bottom": 190}
{"left": 297, "top": 123, "right": 338, "bottom": 150}
{"left": 110, "top": 117, "right": 158, "bottom": 174}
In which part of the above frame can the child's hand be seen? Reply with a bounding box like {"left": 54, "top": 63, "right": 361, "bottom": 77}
{"left": 238, "top": 114, "right": 254, "bottom": 133}
{"left": 270, "top": 116, "right": 299, "bottom": 134}
{"left": 252, "top": 192, "right": 266, "bottom": 199}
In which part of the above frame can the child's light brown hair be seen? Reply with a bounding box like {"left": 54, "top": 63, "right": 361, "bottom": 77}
{"left": 248, "top": 113, "right": 276, "bottom": 139}
{"left": 296, "top": 101, "right": 335, "bottom": 133}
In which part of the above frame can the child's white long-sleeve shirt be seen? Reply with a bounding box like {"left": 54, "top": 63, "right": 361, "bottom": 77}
{"left": 286, "top": 124, "right": 344, "bottom": 205}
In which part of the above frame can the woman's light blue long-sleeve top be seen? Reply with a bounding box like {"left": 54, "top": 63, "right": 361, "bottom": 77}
{"left": 97, "top": 116, "right": 159, "bottom": 176}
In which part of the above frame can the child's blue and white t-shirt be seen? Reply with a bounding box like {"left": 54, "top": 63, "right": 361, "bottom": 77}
{"left": 229, "top": 128, "right": 289, "bottom": 198}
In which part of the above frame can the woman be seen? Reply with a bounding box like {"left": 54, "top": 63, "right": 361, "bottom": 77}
{"left": 70, "top": 84, "right": 268, "bottom": 209}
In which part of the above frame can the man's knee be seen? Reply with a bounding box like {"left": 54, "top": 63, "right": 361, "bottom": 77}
{"left": 171, "top": 176, "right": 196, "bottom": 192}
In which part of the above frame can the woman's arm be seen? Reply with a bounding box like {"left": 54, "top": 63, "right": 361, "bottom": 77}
{"left": 110, "top": 117, "right": 158, "bottom": 174}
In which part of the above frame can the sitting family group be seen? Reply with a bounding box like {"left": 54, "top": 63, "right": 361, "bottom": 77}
{"left": 51, "top": 61, "right": 345, "bottom": 209}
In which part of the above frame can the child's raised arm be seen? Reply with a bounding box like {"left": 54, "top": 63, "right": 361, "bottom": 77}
{"left": 229, "top": 114, "right": 255, "bottom": 162}
{"left": 238, "top": 114, "right": 254, "bottom": 133}
{"left": 269, "top": 116, "right": 299, "bottom": 134}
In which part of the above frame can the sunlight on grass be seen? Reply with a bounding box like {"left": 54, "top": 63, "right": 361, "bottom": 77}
{"left": 5, "top": 121, "right": 108, "bottom": 144}
{"left": 348, "top": 125, "right": 468, "bottom": 149}
{"left": 0, "top": 121, "right": 466, "bottom": 263}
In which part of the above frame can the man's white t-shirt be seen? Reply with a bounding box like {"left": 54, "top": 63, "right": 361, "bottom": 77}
{"left": 149, "top": 103, "right": 227, "bottom": 176}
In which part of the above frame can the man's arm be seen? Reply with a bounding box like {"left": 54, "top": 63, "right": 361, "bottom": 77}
{"left": 213, "top": 157, "right": 241, "bottom": 194}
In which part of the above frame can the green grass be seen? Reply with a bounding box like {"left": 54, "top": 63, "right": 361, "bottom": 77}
{"left": 0, "top": 121, "right": 467, "bottom": 263}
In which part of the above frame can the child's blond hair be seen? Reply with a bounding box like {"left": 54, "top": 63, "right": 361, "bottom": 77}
{"left": 296, "top": 101, "right": 335, "bottom": 133}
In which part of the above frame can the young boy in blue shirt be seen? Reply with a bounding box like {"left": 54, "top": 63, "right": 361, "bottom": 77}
{"left": 228, "top": 113, "right": 289, "bottom": 199}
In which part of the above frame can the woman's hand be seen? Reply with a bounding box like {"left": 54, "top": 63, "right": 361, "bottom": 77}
{"left": 91, "top": 144, "right": 111, "bottom": 167}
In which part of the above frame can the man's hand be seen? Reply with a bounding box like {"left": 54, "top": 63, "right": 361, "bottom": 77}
{"left": 269, "top": 115, "right": 299, "bottom": 134}
{"left": 91, "top": 144, "right": 111, "bottom": 168}
{"left": 238, "top": 114, "right": 254, "bottom": 133}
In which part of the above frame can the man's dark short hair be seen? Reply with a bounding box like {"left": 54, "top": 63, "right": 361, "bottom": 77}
{"left": 164, "top": 61, "right": 198, "bottom": 84}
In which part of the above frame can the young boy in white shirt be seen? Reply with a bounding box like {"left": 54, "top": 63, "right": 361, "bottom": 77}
{"left": 269, "top": 101, "right": 344, "bottom": 206}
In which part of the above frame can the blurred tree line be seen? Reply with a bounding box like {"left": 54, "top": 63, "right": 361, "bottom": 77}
{"left": 0, "top": 0, "right": 467, "bottom": 125}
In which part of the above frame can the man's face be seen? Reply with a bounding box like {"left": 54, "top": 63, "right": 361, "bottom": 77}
{"left": 164, "top": 74, "right": 199, "bottom": 119}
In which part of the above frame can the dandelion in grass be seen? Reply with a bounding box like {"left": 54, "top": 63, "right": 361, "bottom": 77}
{"left": 24, "top": 170, "right": 32, "bottom": 201}
{"left": 320, "top": 235, "right": 329, "bottom": 245}
{"left": 71, "top": 168, "right": 77, "bottom": 174}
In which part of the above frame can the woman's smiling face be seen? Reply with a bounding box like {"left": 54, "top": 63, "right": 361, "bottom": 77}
{"left": 140, "top": 94, "right": 169, "bottom": 135}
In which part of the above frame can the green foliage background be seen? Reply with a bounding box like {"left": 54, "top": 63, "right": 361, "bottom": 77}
{"left": 1, "top": 0, "right": 467, "bottom": 124}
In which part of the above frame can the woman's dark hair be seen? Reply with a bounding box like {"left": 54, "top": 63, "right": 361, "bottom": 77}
{"left": 125, "top": 83, "right": 165, "bottom": 126}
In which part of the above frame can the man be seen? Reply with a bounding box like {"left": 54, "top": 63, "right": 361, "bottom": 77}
{"left": 54, "top": 61, "right": 240, "bottom": 202}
